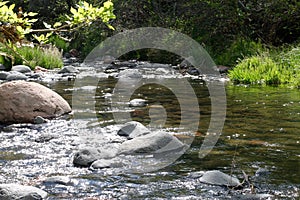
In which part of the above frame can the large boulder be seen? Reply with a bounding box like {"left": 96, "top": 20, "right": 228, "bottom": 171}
{"left": 0, "top": 81, "right": 71, "bottom": 124}
{"left": 0, "top": 184, "right": 47, "bottom": 199}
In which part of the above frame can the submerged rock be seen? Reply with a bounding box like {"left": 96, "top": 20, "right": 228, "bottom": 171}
{"left": 0, "top": 81, "right": 71, "bottom": 124}
{"left": 43, "top": 176, "right": 72, "bottom": 186}
{"left": 129, "top": 99, "right": 147, "bottom": 107}
{"left": 0, "top": 184, "right": 47, "bottom": 199}
{"left": 118, "top": 131, "right": 185, "bottom": 155}
{"left": 117, "top": 121, "right": 150, "bottom": 139}
{"left": 199, "top": 170, "right": 241, "bottom": 187}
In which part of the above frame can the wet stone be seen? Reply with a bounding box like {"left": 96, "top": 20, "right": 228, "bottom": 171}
{"left": 199, "top": 170, "right": 241, "bottom": 187}
{"left": 118, "top": 131, "right": 185, "bottom": 155}
{"left": 129, "top": 99, "right": 147, "bottom": 107}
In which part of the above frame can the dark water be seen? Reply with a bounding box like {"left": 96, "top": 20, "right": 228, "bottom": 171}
{"left": 0, "top": 71, "right": 299, "bottom": 199}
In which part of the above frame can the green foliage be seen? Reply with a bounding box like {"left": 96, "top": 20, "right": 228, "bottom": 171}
{"left": 1, "top": 44, "right": 63, "bottom": 69}
{"left": 16, "top": 46, "right": 63, "bottom": 69}
{"left": 215, "top": 38, "right": 265, "bottom": 67}
{"left": 229, "top": 55, "right": 281, "bottom": 85}
{"left": 228, "top": 45, "right": 300, "bottom": 87}
{"left": 0, "top": 1, "right": 37, "bottom": 43}
{"left": 0, "top": 0, "right": 115, "bottom": 66}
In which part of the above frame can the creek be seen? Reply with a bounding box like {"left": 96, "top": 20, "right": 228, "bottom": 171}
{"left": 0, "top": 65, "right": 299, "bottom": 199}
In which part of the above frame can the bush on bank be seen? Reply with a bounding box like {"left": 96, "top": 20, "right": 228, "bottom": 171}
{"left": 228, "top": 44, "right": 300, "bottom": 87}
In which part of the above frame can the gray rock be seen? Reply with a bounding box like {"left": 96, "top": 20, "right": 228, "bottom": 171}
{"left": 0, "top": 64, "right": 6, "bottom": 71}
{"left": 0, "top": 184, "right": 47, "bottom": 200}
{"left": 43, "top": 176, "right": 72, "bottom": 186}
{"left": 118, "top": 131, "right": 185, "bottom": 155}
{"left": 6, "top": 71, "right": 28, "bottom": 81}
{"left": 33, "top": 116, "right": 47, "bottom": 124}
{"left": 129, "top": 99, "right": 147, "bottom": 107}
{"left": 199, "top": 170, "right": 241, "bottom": 187}
{"left": 58, "top": 66, "right": 79, "bottom": 74}
{"left": 90, "top": 158, "right": 124, "bottom": 169}
{"left": 117, "top": 121, "right": 150, "bottom": 139}
{"left": 73, "top": 147, "right": 118, "bottom": 167}
{"left": 0, "top": 71, "right": 10, "bottom": 80}
{"left": 11, "top": 65, "right": 32, "bottom": 73}
{"left": 0, "top": 81, "right": 71, "bottom": 124}
{"left": 255, "top": 167, "right": 270, "bottom": 177}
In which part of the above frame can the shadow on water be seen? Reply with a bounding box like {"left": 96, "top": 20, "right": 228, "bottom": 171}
{"left": 0, "top": 74, "right": 299, "bottom": 199}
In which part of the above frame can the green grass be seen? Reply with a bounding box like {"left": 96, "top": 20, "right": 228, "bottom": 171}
{"left": 228, "top": 44, "right": 300, "bottom": 87}
{"left": 16, "top": 45, "right": 63, "bottom": 69}
{"left": 0, "top": 44, "right": 63, "bottom": 70}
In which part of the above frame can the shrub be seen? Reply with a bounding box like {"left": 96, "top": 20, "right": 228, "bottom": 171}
{"left": 229, "top": 45, "right": 300, "bottom": 87}
{"left": 215, "top": 37, "right": 265, "bottom": 67}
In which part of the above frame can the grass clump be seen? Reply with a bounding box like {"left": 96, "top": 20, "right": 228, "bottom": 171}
{"left": 16, "top": 45, "right": 63, "bottom": 69}
{"left": 228, "top": 44, "right": 300, "bottom": 87}
{"left": 0, "top": 44, "right": 63, "bottom": 70}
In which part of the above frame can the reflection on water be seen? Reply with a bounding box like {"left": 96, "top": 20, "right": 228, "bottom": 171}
{"left": 1, "top": 75, "right": 299, "bottom": 199}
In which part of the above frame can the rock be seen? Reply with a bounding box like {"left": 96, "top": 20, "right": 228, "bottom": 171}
{"left": 118, "top": 69, "right": 142, "bottom": 79}
{"left": 255, "top": 167, "right": 270, "bottom": 177}
{"left": 129, "top": 99, "right": 147, "bottom": 107}
{"left": 11, "top": 65, "right": 32, "bottom": 73}
{"left": 34, "top": 66, "right": 48, "bottom": 73}
{"left": 0, "top": 81, "right": 71, "bottom": 124}
{"left": 213, "top": 65, "right": 230, "bottom": 73}
{"left": 73, "top": 147, "right": 118, "bottom": 167}
{"left": 6, "top": 71, "right": 28, "bottom": 81}
{"left": 43, "top": 176, "right": 72, "bottom": 186}
{"left": 199, "top": 170, "right": 241, "bottom": 187}
{"left": 118, "top": 131, "right": 185, "bottom": 155}
{"left": 90, "top": 158, "right": 124, "bottom": 169}
{"left": 0, "top": 71, "right": 10, "bottom": 80}
{"left": 58, "top": 66, "right": 79, "bottom": 74}
{"left": 0, "top": 64, "right": 6, "bottom": 71}
{"left": 187, "top": 67, "right": 200, "bottom": 76}
{"left": 0, "top": 184, "right": 47, "bottom": 199}
{"left": 117, "top": 121, "right": 150, "bottom": 139}
{"left": 33, "top": 116, "right": 47, "bottom": 124}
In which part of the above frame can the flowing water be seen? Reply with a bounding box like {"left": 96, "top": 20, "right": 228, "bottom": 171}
{"left": 0, "top": 67, "right": 299, "bottom": 199}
